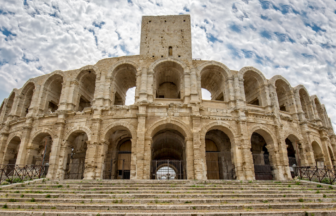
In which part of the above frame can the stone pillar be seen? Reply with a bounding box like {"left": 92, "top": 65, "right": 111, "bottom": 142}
{"left": 58, "top": 81, "right": 70, "bottom": 111}
{"left": 136, "top": 106, "right": 146, "bottom": 179}
{"left": 143, "top": 137, "right": 151, "bottom": 179}
{"left": 234, "top": 137, "right": 245, "bottom": 180}
{"left": 146, "top": 71, "right": 154, "bottom": 103}
{"left": 83, "top": 115, "right": 102, "bottom": 180}
{"left": 104, "top": 77, "right": 112, "bottom": 107}
{"left": 66, "top": 80, "right": 79, "bottom": 111}
{"left": 185, "top": 138, "right": 194, "bottom": 179}
{"left": 320, "top": 131, "right": 333, "bottom": 169}
{"left": 289, "top": 92, "right": 299, "bottom": 120}
{"left": 15, "top": 118, "right": 33, "bottom": 166}
{"left": 139, "top": 68, "right": 147, "bottom": 102}
{"left": 130, "top": 138, "right": 137, "bottom": 179}
{"left": 294, "top": 90, "right": 306, "bottom": 121}
{"left": 192, "top": 115, "right": 205, "bottom": 180}
{"left": 95, "top": 141, "right": 108, "bottom": 179}
{"left": 184, "top": 72, "right": 191, "bottom": 104}
{"left": 190, "top": 69, "right": 199, "bottom": 103}
{"left": 262, "top": 84, "right": 272, "bottom": 112}
{"left": 48, "top": 115, "right": 66, "bottom": 179}
{"left": 93, "top": 74, "right": 105, "bottom": 108}
{"left": 55, "top": 142, "right": 71, "bottom": 180}
{"left": 227, "top": 78, "right": 235, "bottom": 108}
{"left": 0, "top": 128, "right": 9, "bottom": 164}
{"left": 10, "top": 94, "right": 21, "bottom": 121}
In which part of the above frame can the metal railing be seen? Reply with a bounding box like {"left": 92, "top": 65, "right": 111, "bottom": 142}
{"left": 0, "top": 164, "right": 48, "bottom": 184}
{"left": 294, "top": 166, "right": 336, "bottom": 185}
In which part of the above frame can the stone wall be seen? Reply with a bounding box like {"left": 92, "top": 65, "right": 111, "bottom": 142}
{"left": 0, "top": 15, "right": 335, "bottom": 181}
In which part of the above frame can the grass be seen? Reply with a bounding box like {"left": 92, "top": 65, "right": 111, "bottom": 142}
{"left": 20, "top": 194, "right": 24, "bottom": 198}
{"left": 295, "top": 182, "right": 301, "bottom": 185}
{"left": 316, "top": 184, "right": 322, "bottom": 188}
{"left": 30, "top": 198, "right": 36, "bottom": 202}
{"left": 8, "top": 199, "right": 16, "bottom": 202}
{"left": 323, "top": 194, "right": 327, "bottom": 198}
{"left": 45, "top": 194, "right": 51, "bottom": 198}
{"left": 185, "top": 201, "right": 192, "bottom": 204}
{"left": 299, "top": 198, "right": 304, "bottom": 202}
{"left": 2, "top": 204, "right": 7, "bottom": 209}
{"left": 329, "top": 186, "right": 333, "bottom": 189}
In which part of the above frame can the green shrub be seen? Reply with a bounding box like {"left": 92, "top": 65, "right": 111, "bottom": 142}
{"left": 45, "top": 194, "right": 51, "bottom": 198}
{"left": 20, "top": 194, "right": 24, "bottom": 198}
{"left": 2, "top": 204, "right": 7, "bottom": 209}
{"left": 323, "top": 194, "right": 326, "bottom": 198}
{"left": 30, "top": 198, "right": 35, "bottom": 202}
{"left": 8, "top": 199, "right": 16, "bottom": 202}
{"left": 317, "top": 184, "right": 322, "bottom": 188}
{"left": 299, "top": 198, "right": 304, "bottom": 202}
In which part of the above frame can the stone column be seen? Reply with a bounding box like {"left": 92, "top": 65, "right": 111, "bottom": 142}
{"left": 262, "top": 84, "right": 272, "bottom": 112}
{"left": 233, "top": 137, "right": 245, "bottom": 180}
{"left": 55, "top": 142, "right": 71, "bottom": 180}
{"left": 93, "top": 74, "right": 105, "bottom": 108}
{"left": 104, "top": 77, "right": 112, "bottom": 107}
{"left": 130, "top": 138, "right": 137, "bottom": 179}
{"left": 192, "top": 115, "right": 205, "bottom": 180}
{"left": 15, "top": 118, "right": 33, "bottom": 166}
{"left": 139, "top": 68, "right": 147, "bottom": 102}
{"left": 320, "top": 131, "right": 333, "bottom": 169}
{"left": 0, "top": 127, "right": 9, "bottom": 163}
{"left": 227, "top": 78, "right": 235, "bottom": 108}
{"left": 66, "top": 80, "right": 79, "bottom": 111}
{"left": 136, "top": 106, "right": 146, "bottom": 179}
{"left": 146, "top": 71, "right": 154, "bottom": 103}
{"left": 95, "top": 141, "right": 108, "bottom": 179}
{"left": 10, "top": 94, "right": 21, "bottom": 121}
{"left": 289, "top": 92, "right": 299, "bottom": 120}
{"left": 143, "top": 137, "right": 151, "bottom": 179}
{"left": 190, "top": 69, "right": 199, "bottom": 103}
{"left": 58, "top": 81, "right": 69, "bottom": 111}
{"left": 184, "top": 72, "right": 191, "bottom": 104}
{"left": 48, "top": 115, "right": 66, "bottom": 179}
{"left": 185, "top": 138, "right": 194, "bottom": 179}
{"left": 294, "top": 90, "right": 306, "bottom": 121}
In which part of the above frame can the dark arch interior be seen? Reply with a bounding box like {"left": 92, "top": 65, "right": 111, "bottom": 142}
{"left": 27, "top": 133, "right": 52, "bottom": 167}
{"left": 77, "top": 70, "right": 96, "bottom": 111}
{"left": 64, "top": 132, "right": 88, "bottom": 179}
{"left": 4, "top": 136, "right": 21, "bottom": 165}
{"left": 201, "top": 66, "right": 225, "bottom": 101}
{"left": 244, "top": 71, "right": 261, "bottom": 106}
{"left": 151, "top": 128, "right": 186, "bottom": 179}
{"left": 113, "top": 64, "right": 137, "bottom": 105}
{"left": 205, "top": 129, "right": 234, "bottom": 179}
{"left": 250, "top": 132, "right": 274, "bottom": 180}
{"left": 104, "top": 129, "right": 132, "bottom": 179}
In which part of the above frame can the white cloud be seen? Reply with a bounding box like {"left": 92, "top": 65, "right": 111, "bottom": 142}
{"left": 0, "top": 0, "right": 336, "bottom": 128}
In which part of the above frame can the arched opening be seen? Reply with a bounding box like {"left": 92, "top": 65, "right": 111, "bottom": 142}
{"left": 150, "top": 126, "right": 186, "bottom": 179}
{"left": 26, "top": 133, "right": 52, "bottom": 174}
{"left": 76, "top": 70, "right": 96, "bottom": 111}
{"left": 18, "top": 83, "right": 35, "bottom": 117}
{"left": 285, "top": 135, "right": 300, "bottom": 178}
{"left": 275, "top": 80, "right": 292, "bottom": 112}
{"left": 205, "top": 129, "right": 234, "bottom": 179}
{"left": 299, "top": 89, "right": 311, "bottom": 120}
{"left": 314, "top": 98, "right": 326, "bottom": 125}
{"left": 43, "top": 74, "right": 63, "bottom": 114}
{"left": 243, "top": 71, "right": 264, "bottom": 106}
{"left": 125, "top": 87, "right": 136, "bottom": 105}
{"left": 250, "top": 132, "right": 274, "bottom": 180}
{"left": 112, "top": 64, "right": 137, "bottom": 105}
{"left": 3, "top": 136, "right": 21, "bottom": 165}
{"left": 3, "top": 93, "right": 15, "bottom": 122}
{"left": 200, "top": 65, "right": 226, "bottom": 101}
{"left": 312, "top": 142, "right": 324, "bottom": 168}
{"left": 154, "top": 61, "right": 183, "bottom": 99}
{"left": 64, "top": 132, "right": 88, "bottom": 179}
{"left": 103, "top": 127, "right": 132, "bottom": 179}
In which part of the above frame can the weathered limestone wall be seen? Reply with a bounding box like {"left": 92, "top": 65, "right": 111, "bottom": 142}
{"left": 0, "top": 15, "right": 335, "bottom": 181}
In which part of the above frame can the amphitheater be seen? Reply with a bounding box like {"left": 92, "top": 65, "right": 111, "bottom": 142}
{"left": 0, "top": 15, "right": 335, "bottom": 215}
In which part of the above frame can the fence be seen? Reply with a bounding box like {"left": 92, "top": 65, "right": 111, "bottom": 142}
{"left": 0, "top": 164, "right": 48, "bottom": 184}
{"left": 151, "top": 160, "right": 185, "bottom": 180}
{"left": 103, "top": 159, "right": 131, "bottom": 180}
{"left": 294, "top": 166, "right": 336, "bottom": 185}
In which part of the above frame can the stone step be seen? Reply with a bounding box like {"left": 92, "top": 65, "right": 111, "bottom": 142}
{"left": 3, "top": 193, "right": 329, "bottom": 199}
{"left": 0, "top": 197, "right": 334, "bottom": 204}
{"left": 0, "top": 210, "right": 336, "bottom": 216}
{"left": 0, "top": 202, "right": 335, "bottom": 211}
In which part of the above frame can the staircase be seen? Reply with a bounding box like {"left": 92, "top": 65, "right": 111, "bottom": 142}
{"left": 0, "top": 179, "right": 335, "bottom": 215}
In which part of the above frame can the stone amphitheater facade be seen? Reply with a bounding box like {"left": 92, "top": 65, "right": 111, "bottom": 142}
{"left": 0, "top": 14, "right": 335, "bottom": 181}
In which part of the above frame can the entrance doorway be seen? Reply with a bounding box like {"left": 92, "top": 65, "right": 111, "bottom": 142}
{"left": 205, "top": 130, "right": 235, "bottom": 179}
{"left": 150, "top": 128, "right": 186, "bottom": 179}
{"left": 251, "top": 132, "right": 274, "bottom": 180}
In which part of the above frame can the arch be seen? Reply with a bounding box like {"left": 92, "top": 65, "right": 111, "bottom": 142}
{"left": 239, "top": 67, "right": 268, "bottom": 106}
{"left": 75, "top": 67, "right": 97, "bottom": 111}
{"left": 3, "top": 91, "right": 15, "bottom": 122}
{"left": 29, "top": 128, "right": 57, "bottom": 144}
{"left": 41, "top": 73, "right": 64, "bottom": 114}
{"left": 198, "top": 61, "right": 233, "bottom": 79}
{"left": 311, "top": 95, "right": 326, "bottom": 125}
{"left": 249, "top": 126, "right": 277, "bottom": 180}
{"left": 64, "top": 126, "right": 92, "bottom": 142}
{"left": 76, "top": 65, "right": 101, "bottom": 80}
{"left": 3, "top": 136, "right": 21, "bottom": 165}
{"left": 102, "top": 121, "right": 136, "bottom": 142}
{"left": 146, "top": 118, "right": 192, "bottom": 139}
{"left": 201, "top": 122, "right": 236, "bottom": 141}
{"left": 149, "top": 58, "right": 188, "bottom": 72}
{"left": 270, "top": 76, "right": 295, "bottom": 113}
{"left": 17, "top": 82, "right": 35, "bottom": 117}
{"left": 327, "top": 146, "right": 335, "bottom": 164}
{"left": 312, "top": 141, "right": 324, "bottom": 162}
{"left": 109, "top": 63, "right": 138, "bottom": 105}
{"left": 294, "top": 85, "right": 312, "bottom": 120}
{"left": 153, "top": 60, "right": 184, "bottom": 99}
{"left": 199, "top": 62, "right": 232, "bottom": 101}
{"left": 26, "top": 132, "right": 53, "bottom": 166}
{"left": 108, "top": 61, "right": 139, "bottom": 79}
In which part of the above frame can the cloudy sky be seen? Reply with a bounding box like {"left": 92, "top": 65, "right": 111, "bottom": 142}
{"left": 0, "top": 0, "right": 336, "bottom": 127}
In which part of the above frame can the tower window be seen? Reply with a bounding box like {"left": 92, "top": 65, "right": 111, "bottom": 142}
{"left": 168, "top": 46, "right": 172, "bottom": 56}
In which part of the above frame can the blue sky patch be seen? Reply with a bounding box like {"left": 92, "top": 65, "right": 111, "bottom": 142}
{"left": 207, "top": 33, "right": 222, "bottom": 43}
{"left": 230, "top": 24, "right": 241, "bottom": 33}
{"left": 274, "top": 32, "right": 295, "bottom": 43}
{"left": 93, "top": 21, "right": 106, "bottom": 29}
{"left": 260, "top": 30, "right": 272, "bottom": 39}
{"left": 259, "top": 0, "right": 280, "bottom": 11}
